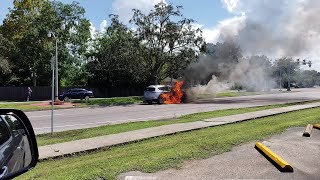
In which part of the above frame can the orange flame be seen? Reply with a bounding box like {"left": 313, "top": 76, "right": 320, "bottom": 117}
{"left": 161, "top": 81, "right": 184, "bottom": 104}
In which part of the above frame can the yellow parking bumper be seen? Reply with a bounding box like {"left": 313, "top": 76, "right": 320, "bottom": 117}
{"left": 255, "top": 142, "right": 293, "bottom": 172}
{"left": 313, "top": 124, "right": 320, "bottom": 130}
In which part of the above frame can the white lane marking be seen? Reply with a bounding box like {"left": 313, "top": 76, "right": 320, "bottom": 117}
{"left": 33, "top": 114, "right": 181, "bottom": 130}
{"left": 28, "top": 114, "right": 63, "bottom": 118}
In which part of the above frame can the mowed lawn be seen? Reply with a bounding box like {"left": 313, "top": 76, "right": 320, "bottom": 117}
{"left": 19, "top": 107, "right": 320, "bottom": 180}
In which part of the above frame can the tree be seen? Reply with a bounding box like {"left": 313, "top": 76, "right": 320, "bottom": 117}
{"left": 296, "top": 70, "right": 319, "bottom": 88}
{"left": 1, "top": 0, "right": 91, "bottom": 86}
{"left": 87, "top": 15, "right": 146, "bottom": 87}
{"left": 0, "top": 33, "right": 13, "bottom": 85}
{"left": 272, "top": 57, "right": 300, "bottom": 88}
{"left": 130, "top": 2, "right": 204, "bottom": 84}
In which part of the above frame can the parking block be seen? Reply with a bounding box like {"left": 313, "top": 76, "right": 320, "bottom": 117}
{"left": 303, "top": 124, "right": 313, "bottom": 137}
{"left": 255, "top": 142, "right": 293, "bottom": 172}
{"left": 313, "top": 124, "right": 320, "bottom": 130}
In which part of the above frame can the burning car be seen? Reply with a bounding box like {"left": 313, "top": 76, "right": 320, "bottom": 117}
{"left": 143, "top": 85, "right": 171, "bottom": 104}
{"left": 160, "top": 81, "right": 185, "bottom": 104}
{"left": 144, "top": 81, "right": 186, "bottom": 105}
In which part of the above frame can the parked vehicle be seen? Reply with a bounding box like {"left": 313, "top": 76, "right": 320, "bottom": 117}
{"left": 58, "top": 88, "right": 93, "bottom": 101}
{"left": 0, "top": 109, "right": 38, "bottom": 180}
{"left": 143, "top": 85, "right": 171, "bottom": 104}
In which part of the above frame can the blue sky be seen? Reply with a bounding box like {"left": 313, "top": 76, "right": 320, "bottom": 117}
{"left": 0, "top": 0, "right": 232, "bottom": 30}
{"left": 1, "top": 0, "right": 319, "bottom": 70}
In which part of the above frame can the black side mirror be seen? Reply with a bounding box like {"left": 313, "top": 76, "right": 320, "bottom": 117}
{"left": 0, "top": 109, "right": 38, "bottom": 180}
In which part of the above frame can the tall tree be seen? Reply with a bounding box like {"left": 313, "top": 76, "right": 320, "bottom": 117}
{"left": 1, "top": 0, "right": 91, "bottom": 86}
{"left": 0, "top": 33, "right": 13, "bottom": 85}
{"left": 296, "top": 70, "right": 319, "bottom": 88}
{"left": 87, "top": 15, "right": 146, "bottom": 87}
{"left": 130, "top": 2, "right": 204, "bottom": 84}
{"left": 272, "top": 57, "right": 300, "bottom": 88}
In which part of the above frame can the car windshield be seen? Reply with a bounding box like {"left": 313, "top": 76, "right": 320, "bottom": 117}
{"left": 158, "top": 86, "right": 169, "bottom": 91}
{"left": 145, "top": 87, "right": 155, "bottom": 92}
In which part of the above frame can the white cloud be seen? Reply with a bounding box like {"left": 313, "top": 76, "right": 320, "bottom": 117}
{"left": 100, "top": 20, "right": 107, "bottom": 32}
{"left": 89, "top": 22, "right": 97, "bottom": 39}
{"left": 112, "top": 0, "right": 166, "bottom": 23}
{"left": 200, "top": 14, "right": 246, "bottom": 44}
{"left": 221, "top": 0, "right": 240, "bottom": 13}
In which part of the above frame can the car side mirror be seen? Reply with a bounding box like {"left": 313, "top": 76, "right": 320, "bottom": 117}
{"left": 0, "top": 109, "right": 38, "bottom": 180}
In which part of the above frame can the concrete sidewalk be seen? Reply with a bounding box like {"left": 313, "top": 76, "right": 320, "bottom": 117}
{"left": 38, "top": 102, "right": 320, "bottom": 160}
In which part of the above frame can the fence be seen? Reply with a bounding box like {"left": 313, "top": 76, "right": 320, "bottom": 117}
{"left": 0, "top": 86, "right": 145, "bottom": 101}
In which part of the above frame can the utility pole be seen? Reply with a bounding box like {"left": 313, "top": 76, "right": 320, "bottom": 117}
{"left": 48, "top": 24, "right": 65, "bottom": 101}
{"left": 279, "top": 68, "right": 282, "bottom": 91}
{"left": 287, "top": 62, "right": 291, "bottom": 91}
{"left": 50, "top": 56, "right": 55, "bottom": 134}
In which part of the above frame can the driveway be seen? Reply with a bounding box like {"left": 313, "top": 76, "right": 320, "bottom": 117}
{"left": 119, "top": 127, "right": 320, "bottom": 179}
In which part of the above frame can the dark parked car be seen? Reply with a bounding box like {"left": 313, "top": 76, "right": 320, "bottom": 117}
{"left": 58, "top": 88, "right": 93, "bottom": 101}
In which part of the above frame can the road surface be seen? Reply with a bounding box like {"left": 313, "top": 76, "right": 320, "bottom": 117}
{"left": 26, "top": 88, "right": 320, "bottom": 134}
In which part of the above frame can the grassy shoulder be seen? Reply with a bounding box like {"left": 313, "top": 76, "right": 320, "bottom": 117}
{"left": 36, "top": 100, "right": 317, "bottom": 146}
{"left": 72, "top": 96, "right": 143, "bottom": 106}
{"left": 216, "top": 91, "right": 259, "bottom": 97}
{"left": 0, "top": 96, "right": 142, "bottom": 111}
{"left": 20, "top": 107, "right": 320, "bottom": 180}
{"left": 215, "top": 89, "right": 290, "bottom": 98}
{"left": 0, "top": 102, "right": 84, "bottom": 111}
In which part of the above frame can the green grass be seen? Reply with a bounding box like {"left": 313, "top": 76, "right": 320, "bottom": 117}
{"left": 19, "top": 107, "right": 320, "bottom": 180}
{"left": 216, "top": 91, "right": 259, "bottom": 97}
{"left": 0, "top": 103, "right": 71, "bottom": 111}
{"left": 72, "top": 96, "right": 143, "bottom": 106}
{"left": 36, "top": 100, "right": 318, "bottom": 146}
{"left": 0, "top": 96, "right": 142, "bottom": 111}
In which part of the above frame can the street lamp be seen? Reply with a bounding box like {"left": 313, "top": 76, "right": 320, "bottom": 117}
{"left": 48, "top": 24, "right": 65, "bottom": 133}
{"left": 50, "top": 55, "right": 55, "bottom": 134}
{"left": 48, "top": 24, "right": 65, "bottom": 101}
{"left": 287, "top": 62, "right": 292, "bottom": 91}
{"left": 279, "top": 68, "right": 282, "bottom": 91}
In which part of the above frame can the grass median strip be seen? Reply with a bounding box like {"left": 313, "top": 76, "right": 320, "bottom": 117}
{"left": 20, "top": 106, "right": 320, "bottom": 180}
{"left": 0, "top": 96, "right": 142, "bottom": 111}
{"left": 0, "top": 102, "right": 82, "bottom": 111}
{"left": 72, "top": 96, "right": 143, "bottom": 106}
{"left": 36, "top": 100, "right": 320, "bottom": 146}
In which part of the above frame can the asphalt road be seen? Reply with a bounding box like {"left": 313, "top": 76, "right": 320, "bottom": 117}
{"left": 120, "top": 127, "right": 320, "bottom": 179}
{"left": 27, "top": 88, "right": 320, "bottom": 134}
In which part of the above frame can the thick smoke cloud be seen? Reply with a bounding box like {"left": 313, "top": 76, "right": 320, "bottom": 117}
{"left": 224, "top": 0, "right": 320, "bottom": 61}
{"left": 184, "top": 0, "right": 320, "bottom": 99}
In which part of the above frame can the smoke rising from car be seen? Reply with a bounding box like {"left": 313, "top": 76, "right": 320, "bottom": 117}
{"left": 184, "top": 0, "right": 320, "bottom": 100}
{"left": 186, "top": 75, "right": 231, "bottom": 102}
{"left": 226, "top": 0, "right": 320, "bottom": 60}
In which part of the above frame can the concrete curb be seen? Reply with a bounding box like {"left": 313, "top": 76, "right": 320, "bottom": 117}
{"left": 255, "top": 142, "right": 293, "bottom": 172}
